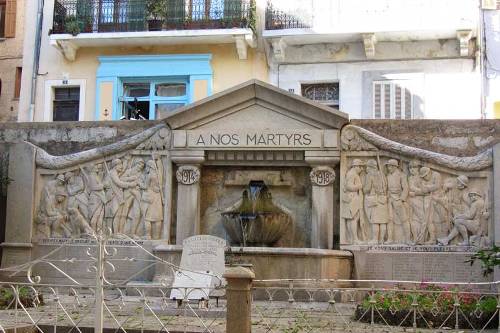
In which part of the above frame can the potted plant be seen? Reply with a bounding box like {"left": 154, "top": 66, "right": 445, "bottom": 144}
{"left": 64, "top": 15, "right": 81, "bottom": 36}
{"left": 146, "top": 0, "right": 167, "bottom": 31}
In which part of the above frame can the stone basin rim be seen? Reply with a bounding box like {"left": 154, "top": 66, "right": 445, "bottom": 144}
{"left": 153, "top": 245, "right": 353, "bottom": 257}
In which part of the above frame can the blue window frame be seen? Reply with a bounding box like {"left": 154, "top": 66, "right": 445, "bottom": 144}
{"left": 96, "top": 55, "right": 213, "bottom": 120}
{"left": 119, "top": 77, "right": 188, "bottom": 119}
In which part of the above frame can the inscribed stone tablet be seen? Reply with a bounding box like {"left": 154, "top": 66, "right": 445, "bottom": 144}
{"left": 179, "top": 235, "right": 226, "bottom": 277}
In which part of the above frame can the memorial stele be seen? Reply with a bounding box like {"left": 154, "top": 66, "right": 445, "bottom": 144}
{"left": 0, "top": 80, "right": 495, "bottom": 284}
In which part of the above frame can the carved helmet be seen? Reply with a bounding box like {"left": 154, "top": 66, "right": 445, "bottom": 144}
{"left": 408, "top": 160, "right": 420, "bottom": 168}
{"left": 419, "top": 167, "right": 431, "bottom": 178}
{"left": 55, "top": 174, "right": 66, "bottom": 182}
{"left": 351, "top": 159, "right": 364, "bottom": 167}
{"left": 366, "top": 159, "right": 377, "bottom": 168}
{"left": 146, "top": 160, "right": 157, "bottom": 169}
{"left": 457, "top": 175, "right": 469, "bottom": 187}
{"left": 385, "top": 159, "right": 399, "bottom": 167}
{"left": 111, "top": 159, "right": 122, "bottom": 168}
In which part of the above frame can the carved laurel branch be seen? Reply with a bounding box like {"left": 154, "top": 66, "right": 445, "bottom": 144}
{"left": 31, "top": 124, "right": 170, "bottom": 170}
{"left": 341, "top": 125, "right": 493, "bottom": 172}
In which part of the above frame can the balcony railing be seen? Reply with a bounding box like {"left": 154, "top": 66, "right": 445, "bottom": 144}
{"left": 265, "top": 0, "right": 312, "bottom": 30}
{"left": 52, "top": 0, "right": 255, "bottom": 35}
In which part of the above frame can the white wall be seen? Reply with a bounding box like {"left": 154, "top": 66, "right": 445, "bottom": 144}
{"left": 276, "top": 58, "right": 480, "bottom": 119}
{"left": 484, "top": 10, "right": 500, "bottom": 118}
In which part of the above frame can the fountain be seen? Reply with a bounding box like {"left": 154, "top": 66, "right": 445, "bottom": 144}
{"left": 221, "top": 181, "right": 292, "bottom": 247}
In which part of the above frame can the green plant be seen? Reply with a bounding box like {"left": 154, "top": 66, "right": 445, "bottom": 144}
{"left": 467, "top": 245, "right": 500, "bottom": 276}
{"left": 0, "top": 287, "right": 44, "bottom": 309}
{"left": 248, "top": 0, "right": 256, "bottom": 32}
{"left": 145, "top": 0, "right": 168, "bottom": 20}
{"left": 64, "top": 15, "right": 81, "bottom": 36}
{"left": 281, "top": 311, "right": 311, "bottom": 333}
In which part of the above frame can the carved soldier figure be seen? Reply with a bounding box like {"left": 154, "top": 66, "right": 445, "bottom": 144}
{"left": 140, "top": 160, "right": 164, "bottom": 240}
{"left": 104, "top": 158, "right": 138, "bottom": 235}
{"left": 36, "top": 174, "right": 68, "bottom": 239}
{"left": 363, "top": 159, "right": 388, "bottom": 244}
{"left": 438, "top": 191, "right": 486, "bottom": 246}
{"left": 49, "top": 189, "right": 72, "bottom": 238}
{"left": 419, "top": 167, "right": 447, "bottom": 244}
{"left": 86, "top": 163, "right": 106, "bottom": 232}
{"left": 342, "top": 159, "right": 364, "bottom": 244}
{"left": 65, "top": 171, "right": 89, "bottom": 221}
{"left": 119, "top": 159, "right": 145, "bottom": 235}
{"left": 449, "top": 175, "right": 470, "bottom": 218}
{"left": 385, "top": 159, "right": 410, "bottom": 244}
{"left": 408, "top": 160, "right": 425, "bottom": 243}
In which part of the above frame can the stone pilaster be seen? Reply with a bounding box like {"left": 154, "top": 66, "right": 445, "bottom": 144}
{"left": 175, "top": 165, "right": 202, "bottom": 244}
{"left": 305, "top": 151, "right": 340, "bottom": 249}
{"left": 310, "top": 167, "right": 336, "bottom": 249}
{"left": 1, "top": 143, "right": 36, "bottom": 270}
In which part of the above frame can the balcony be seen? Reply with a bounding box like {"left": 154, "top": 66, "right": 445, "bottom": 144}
{"left": 264, "top": 0, "right": 478, "bottom": 59}
{"left": 50, "top": 0, "right": 256, "bottom": 61}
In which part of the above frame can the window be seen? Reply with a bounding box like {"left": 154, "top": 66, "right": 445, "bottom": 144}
{"left": 0, "top": 1, "right": 5, "bottom": 37}
{"left": 0, "top": 0, "right": 16, "bottom": 38}
{"left": 120, "top": 79, "right": 187, "bottom": 120}
{"left": 53, "top": 87, "right": 80, "bottom": 121}
{"left": 13, "top": 67, "right": 21, "bottom": 99}
{"left": 301, "top": 82, "right": 339, "bottom": 108}
{"left": 373, "top": 81, "right": 413, "bottom": 119}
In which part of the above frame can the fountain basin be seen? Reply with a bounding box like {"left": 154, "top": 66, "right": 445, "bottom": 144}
{"left": 153, "top": 245, "right": 353, "bottom": 285}
{"left": 221, "top": 180, "right": 293, "bottom": 246}
{"left": 221, "top": 212, "right": 292, "bottom": 246}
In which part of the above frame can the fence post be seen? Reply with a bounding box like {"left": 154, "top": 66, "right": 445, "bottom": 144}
{"left": 224, "top": 266, "right": 255, "bottom": 333}
{"left": 94, "top": 235, "right": 105, "bottom": 333}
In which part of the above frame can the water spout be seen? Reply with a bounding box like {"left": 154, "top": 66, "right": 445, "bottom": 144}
{"left": 222, "top": 181, "right": 292, "bottom": 247}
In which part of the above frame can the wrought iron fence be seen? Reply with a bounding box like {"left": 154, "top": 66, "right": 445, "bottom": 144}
{"left": 265, "top": 0, "right": 312, "bottom": 30}
{"left": 0, "top": 232, "right": 226, "bottom": 333}
{"left": 52, "top": 0, "right": 255, "bottom": 35}
{"left": 2, "top": 229, "right": 500, "bottom": 333}
{"left": 252, "top": 279, "right": 500, "bottom": 332}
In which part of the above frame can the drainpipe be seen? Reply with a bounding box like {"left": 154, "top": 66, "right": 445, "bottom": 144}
{"left": 29, "top": 0, "right": 44, "bottom": 122}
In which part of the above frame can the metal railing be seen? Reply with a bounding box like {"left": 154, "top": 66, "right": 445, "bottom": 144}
{"left": 0, "top": 232, "right": 227, "bottom": 333}
{"left": 52, "top": 0, "right": 255, "bottom": 35}
{"left": 252, "top": 279, "right": 500, "bottom": 332}
{"left": 265, "top": 0, "right": 312, "bottom": 30}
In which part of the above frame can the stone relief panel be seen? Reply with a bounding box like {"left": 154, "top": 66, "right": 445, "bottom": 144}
{"left": 340, "top": 125, "right": 493, "bottom": 248}
{"left": 33, "top": 124, "right": 170, "bottom": 241}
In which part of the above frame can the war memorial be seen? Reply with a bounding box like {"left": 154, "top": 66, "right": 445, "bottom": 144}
{"left": 0, "top": 80, "right": 499, "bottom": 332}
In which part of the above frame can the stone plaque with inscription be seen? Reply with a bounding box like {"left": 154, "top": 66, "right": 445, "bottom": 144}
{"left": 351, "top": 248, "right": 490, "bottom": 283}
{"left": 186, "top": 130, "right": 324, "bottom": 148}
{"left": 170, "top": 235, "right": 226, "bottom": 300}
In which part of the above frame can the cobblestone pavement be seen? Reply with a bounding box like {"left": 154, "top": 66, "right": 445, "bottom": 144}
{"left": 0, "top": 296, "right": 497, "bottom": 332}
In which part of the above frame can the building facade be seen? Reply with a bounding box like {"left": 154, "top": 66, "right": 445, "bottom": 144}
{"left": 8, "top": 0, "right": 496, "bottom": 121}
{"left": 483, "top": 0, "right": 500, "bottom": 118}
{"left": 0, "top": 0, "right": 25, "bottom": 122}
{"left": 17, "top": 0, "right": 269, "bottom": 122}
{"left": 264, "top": 0, "right": 482, "bottom": 119}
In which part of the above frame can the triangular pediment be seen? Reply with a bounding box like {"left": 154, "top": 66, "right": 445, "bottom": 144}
{"left": 164, "top": 80, "right": 349, "bottom": 130}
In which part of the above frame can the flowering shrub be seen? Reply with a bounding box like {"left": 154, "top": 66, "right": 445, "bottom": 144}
{"left": 354, "top": 284, "right": 498, "bottom": 329}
